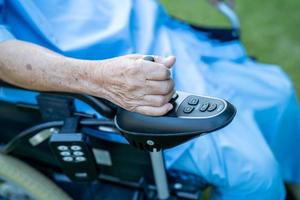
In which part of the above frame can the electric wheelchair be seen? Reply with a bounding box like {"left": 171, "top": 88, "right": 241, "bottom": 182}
{"left": 0, "top": 2, "right": 239, "bottom": 200}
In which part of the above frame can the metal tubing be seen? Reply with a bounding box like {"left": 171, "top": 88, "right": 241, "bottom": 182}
{"left": 149, "top": 148, "right": 170, "bottom": 200}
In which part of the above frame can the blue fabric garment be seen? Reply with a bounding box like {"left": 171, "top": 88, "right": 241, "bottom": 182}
{"left": 0, "top": 0, "right": 299, "bottom": 199}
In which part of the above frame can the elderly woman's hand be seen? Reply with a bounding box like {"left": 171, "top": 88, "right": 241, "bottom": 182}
{"left": 89, "top": 54, "right": 176, "bottom": 116}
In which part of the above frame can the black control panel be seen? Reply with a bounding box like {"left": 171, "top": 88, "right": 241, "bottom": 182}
{"left": 49, "top": 133, "right": 98, "bottom": 182}
{"left": 115, "top": 91, "right": 236, "bottom": 150}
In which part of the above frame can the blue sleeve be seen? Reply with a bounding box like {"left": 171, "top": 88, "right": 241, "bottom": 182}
{"left": 0, "top": 0, "right": 14, "bottom": 42}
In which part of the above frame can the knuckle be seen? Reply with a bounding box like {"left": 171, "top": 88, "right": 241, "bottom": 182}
{"left": 124, "top": 64, "right": 139, "bottom": 76}
{"left": 126, "top": 79, "right": 144, "bottom": 92}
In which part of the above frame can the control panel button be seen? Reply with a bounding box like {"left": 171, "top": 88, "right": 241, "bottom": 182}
{"left": 57, "top": 145, "right": 68, "bottom": 151}
{"left": 73, "top": 151, "right": 84, "bottom": 156}
{"left": 183, "top": 106, "right": 194, "bottom": 114}
{"left": 216, "top": 103, "right": 224, "bottom": 112}
{"left": 188, "top": 98, "right": 199, "bottom": 106}
{"left": 60, "top": 151, "right": 71, "bottom": 156}
{"left": 199, "top": 103, "right": 210, "bottom": 112}
{"left": 71, "top": 145, "right": 82, "bottom": 151}
{"left": 63, "top": 157, "right": 73, "bottom": 162}
{"left": 75, "top": 157, "right": 86, "bottom": 162}
{"left": 207, "top": 103, "right": 217, "bottom": 112}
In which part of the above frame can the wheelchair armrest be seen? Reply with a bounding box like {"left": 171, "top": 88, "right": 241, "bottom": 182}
{"left": 69, "top": 94, "right": 117, "bottom": 119}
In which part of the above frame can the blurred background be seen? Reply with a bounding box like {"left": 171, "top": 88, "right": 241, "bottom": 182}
{"left": 161, "top": 0, "right": 300, "bottom": 98}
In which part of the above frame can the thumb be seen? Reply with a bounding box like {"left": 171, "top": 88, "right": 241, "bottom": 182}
{"left": 154, "top": 55, "right": 176, "bottom": 69}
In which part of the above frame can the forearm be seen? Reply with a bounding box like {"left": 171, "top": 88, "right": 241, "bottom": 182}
{"left": 0, "top": 40, "right": 104, "bottom": 95}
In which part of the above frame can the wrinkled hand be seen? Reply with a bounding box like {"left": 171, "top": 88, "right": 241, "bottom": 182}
{"left": 92, "top": 54, "right": 176, "bottom": 116}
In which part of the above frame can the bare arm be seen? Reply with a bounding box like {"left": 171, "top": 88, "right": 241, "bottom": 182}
{"left": 0, "top": 40, "right": 176, "bottom": 116}
{"left": 0, "top": 40, "right": 100, "bottom": 94}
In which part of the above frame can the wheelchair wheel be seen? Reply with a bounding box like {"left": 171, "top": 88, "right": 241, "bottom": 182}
{"left": 0, "top": 153, "right": 72, "bottom": 200}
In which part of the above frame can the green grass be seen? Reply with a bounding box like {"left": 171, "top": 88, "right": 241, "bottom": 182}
{"left": 161, "top": 0, "right": 300, "bottom": 97}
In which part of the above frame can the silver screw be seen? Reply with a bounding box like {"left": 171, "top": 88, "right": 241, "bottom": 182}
{"left": 174, "top": 183, "right": 183, "bottom": 190}
{"left": 146, "top": 140, "right": 155, "bottom": 146}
